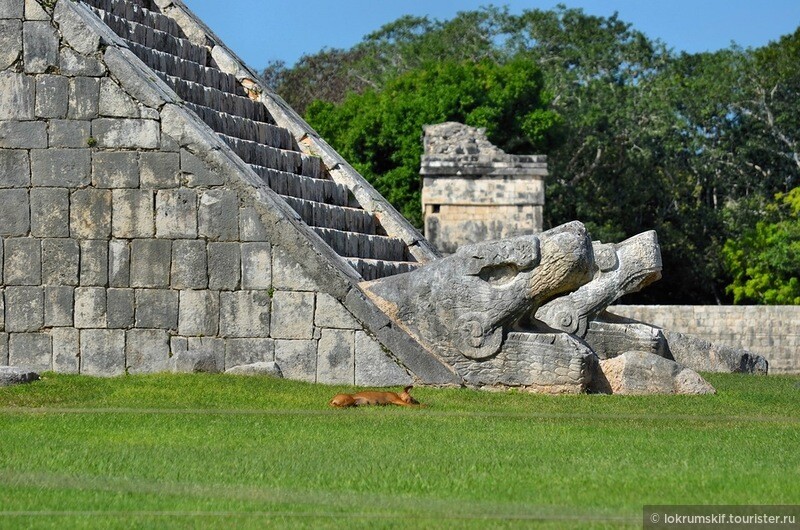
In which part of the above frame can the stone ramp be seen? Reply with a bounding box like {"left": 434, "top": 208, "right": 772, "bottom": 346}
{"left": 80, "top": 0, "right": 420, "bottom": 281}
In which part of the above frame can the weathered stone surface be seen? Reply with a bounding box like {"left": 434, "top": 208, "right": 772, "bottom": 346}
{"left": 156, "top": 189, "right": 197, "bottom": 238}
{"left": 112, "top": 189, "right": 154, "bottom": 239}
{"left": 0, "top": 0, "right": 23, "bottom": 19}
{"left": 92, "top": 118, "right": 159, "bottom": 149}
{"left": 170, "top": 350, "right": 220, "bottom": 374}
{"left": 171, "top": 239, "right": 207, "bottom": 289}
{"left": 199, "top": 189, "right": 239, "bottom": 241}
{"left": 68, "top": 77, "right": 100, "bottom": 120}
{"left": 103, "top": 46, "right": 175, "bottom": 108}
{"left": 315, "top": 293, "right": 359, "bottom": 329}
{"left": 41, "top": 239, "right": 78, "bottom": 286}
{"left": 31, "top": 148, "right": 91, "bottom": 187}
{"left": 584, "top": 320, "right": 669, "bottom": 360}
{"left": 225, "top": 360, "right": 282, "bottom": 378}
{"left": 224, "top": 339, "right": 274, "bottom": 370}
{"left": 48, "top": 120, "right": 91, "bottom": 148}
{"left": 4, "top": 238, "right": 41, "bottom": 285}
{"left": 70, "top": 188, "right": 111, "bottom": 239}
{"left": 93, "top": 151, "right": 139, "bottom": 188}
{"left": 44, "top": 286, "right": 74, "bottom": 327}
{"left": 272, "top": 246, "right": 317, "bottom": 291}
{"left": 0, "top": 190, "right": 30, "bottom": 236}
{"left": 24, "top": 0, "right": 49, "bottom": 21}
{"left": 23, "top": 20, "right": 58, "bottom": 73}
{"left": 663, "top": 330, "right": 769, "bottom": 375}
{"left": 53, "top": 0, "right": 101, "bottom": 55}
{"left": 593, "top": 351, "right": 715, "bottom": 395}
{"left": 134, "top": 289, "right": 178, "bottom": 330}
{"left": 240, "top": 242, "right": 271, "bottom": 290}
{"left": 99, "top": 77, "right": 139, "bottom": 117}
{"left": 274, "top": 339, "right": 316, "bottom": 383}
{"left": 180, "top": 148, "right": 223, "bottom": 187}
{"left": 80, "top": 329, "right": 125, "bottom": 376}
{"left": 0, "top": 121, "right": 46, "bottom": 148}
{"left": 207, "top": 242, "right": 240, "bottom": 290}
{"left": 30, "top": 188, "right": 69, "bottom": 237}
{"left": 60, "top": 48, "right": 106, "bottom": 77}
{"left": 0, "top": 72, "right": 34, "bottom": 120}
{"left": 317, "top": 329, "right": 354, "bottom": 385}
{"left": 4, "top": 286, "right": 43, "bottom": 332}
{"left": 536, "top": 231, "right": 662, "bottom": 338}
{"left": 239, "top": 207, "right": 268, "bottom": 241}
{"left": 80, "top": 240, "right": 108, "bottom": 286}
{"left": 8, "top": 333, "right": 50, "bottom": 372}
{"left": 35, "top": 74, "right": 68, "bottom": 118}
{"left": 74, "top": 286, "right": 106, "bottom": 328}
{"left": 130, "top": 239, "right": 171, "bottom": 288}
{"left": 219, "top": 290, "right": 270, "bottom": 337}
{"left": 186, "top": 336, "right": 224, "bottom": 373}
{"left": 355, "top": 331, "right": 412, "bottom": 386}
{"left": 52, "top": 327, "right": 79, "bottom": 373}
{"left": 178, "top": 290, "right": 218, "bottom": 336}
{"left": 126, "top": 329, "right": 170, "bottom": 374}
{"left": 106, "top": 288, "right": 134, "bottom": 329}
{"left": 271, "top": 291, "right": 314, "bottom": 339}
{"left": 0, "top": 366, "right": 40, "bottom": 387}
{"left": 0, "top": 19, "right": 21, "bottom": 70}
{"left": 108, "top": 240, "right": 130, "bottom": 287}
{"left": 140, "top": 151, "right": 179, "bottom": 188}
{"left": 0, "top": 149, "right": 29, "bottom": 188}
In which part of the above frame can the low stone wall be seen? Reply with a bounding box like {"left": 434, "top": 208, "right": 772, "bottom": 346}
{"left": 609, "top": 305, "right": 800, "bottom": 374}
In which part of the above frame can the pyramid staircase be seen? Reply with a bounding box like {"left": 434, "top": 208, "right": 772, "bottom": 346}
{"left": 79, "top": 0, "right": 421, "bottom": 281}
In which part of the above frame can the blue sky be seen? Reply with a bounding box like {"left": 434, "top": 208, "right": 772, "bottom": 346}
{"left": 182, "top": 0, "right": 800, "bottom": 71}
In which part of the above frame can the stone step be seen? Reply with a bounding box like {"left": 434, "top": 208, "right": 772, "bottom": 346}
{"left": 184, "top": 102, "right": 287, "bottom": 148}
{"left": 281, "top": 196, "right": 377, "bottom": 234}
{"left": 83, "top": 0, "right": 183, "bottom": 38}
{"left": 219, "top": 134, "right": 324, "bottom": 179}
{"left": 250, "top": 165, "right": 356, "bottom": 208}
{"left": 312, "top": 228, "right": 411, "bottom": 263}
{"left": 346, "top": 258, "right": 420, "bottom": 281}
{"left": 159, "top": 74, "right": 272, "bottom": 123}
{"left": 127, "top": 42, "right": 243, "bottom": 97}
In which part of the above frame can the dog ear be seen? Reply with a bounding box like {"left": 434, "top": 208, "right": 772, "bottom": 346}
{"left": 403, "top": 385, "right": 413, "bottom": 394}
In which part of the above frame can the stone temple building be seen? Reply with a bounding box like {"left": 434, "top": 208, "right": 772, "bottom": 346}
{"left": 420, "top": 122, "right": 548, "bottom": 254}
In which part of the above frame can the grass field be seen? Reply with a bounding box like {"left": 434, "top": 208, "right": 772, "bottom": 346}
{"left": 0, "top": 373, "right": 798, "bottom": 529}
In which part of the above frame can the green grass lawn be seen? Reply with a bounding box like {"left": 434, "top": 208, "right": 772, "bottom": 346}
{"left": 0, "top": 373, "right": 798, "bottom": 529}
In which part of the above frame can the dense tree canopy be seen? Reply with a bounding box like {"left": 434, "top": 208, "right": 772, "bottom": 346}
{"left": 265, "top": 7, "right": 800, "bottom": 305}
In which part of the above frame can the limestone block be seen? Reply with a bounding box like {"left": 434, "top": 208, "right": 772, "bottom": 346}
{"left": 41, "top": 238, "right": 79, "bottom": 285}
{"left": 0, "top": 333, "right": 6, "bottom": 364}
{"left": 241, "top": 242, "right": 271, "bottom": 289}
{"left": 112, "top": 189, "right": 154, "bottom": 239}
{"left": 584, "top": 320, "right": 669, "bottom": 360}
{"left": 31, "top": 148, "right": 91, "bottom": 187}
{"left": 0, "top": 121, "right": 47, "bottom": 148}
{"left": 4, "top": 238, "right": 41, "bottom": 285}
{"left": 317, "top": 329, "right": 355, "bottom": 385}
{"left": 0, "top": 0, "right": 23, "bottom": 18}
{"left": 68, "top": 77, "right": 100, "bottom": 120}
{"left": 178, "top": 290, "right": 219, "bottom": 336}
{"left": 106, "top": 288, "right": 134, "bottom": 329}
{"left": 92, "top": 118, "right": 159, "bottom": 149}
{"left": 8, "top": 332, "right": 51, "bottom": 371}
{"left": 140, "top": 151, "right": 179, "bottom": 188}
{"left": 225, "top": 361, "right": 282, "bottom": 378}
{"left": 224, "top": 339, "right": 274, "bottom": 370}
{"left": 239, "top": 207, "right": 269, "bottom": 241}
{"left": 126, "top": 328, "right": 170, "bottom": 374}
{"left": 355, "top": 331, "right": 412, "bottom": 386}
{"left": 156, "top": 189, "right": 197, "bottom": 238}
{"left": 272, "top": 246, "right": 317, "bottom": 291}
{"left": 180, "top": 148, "right": 223, "bottom": 187}
{"left": 35, "top": 75, "right": 68, "bottom": 118}
{"left": 170, "top": 350, "right": 220, "bottom": 374}
{"left": 186, "top": 336, "right": 224, "bottom": 372}
{"left": 0, "top": 190, "right": 30, "bottom": 236}
{"left": 0, "top": 149, "right": 30, "bottom": 188}
{"left": 219, "top": 290, "right": 270, "bottom": 338}
{"left": 93, "top": 151, "right": 139, "bottom": 188}
{"left": 80, "top": 329, "right": 125, "bottom": 376}
{"left": 171, "top": 239, "right": 207, "bottom": 289}
{"left": 53, "top": 0, "right": 102, "bottom": 55}
{"left": 0, "top": 72, "right": 34, "bottom": 120}
{"left": 108, "top": 240, "right": 130, "bottom": 287}
{"left": 170, "top": 336, "right": 188, "bottom": 356}
{"left": 315, "top": 293, "right": 359, "bottom": 329}
{"left": 103, "top": 47, "right": 175, "bottom": 109}
{"left": 593, "top": 351, "right": 715, "bottom": 395}
{"left": 0, "top": 19, "right": 21, "bottom": 70}
{"left": 24, "top": 0, "right": 48, "bottom": 21}
{"left": 74, "top": 287, "right": 106, "bottom": 329}
{"left": 271, "top": 291, "right": 314, "bottom": 339}
{"left": 60, "top": 48, "right": 106, "bottom": 77}
{"left": 134, "top": 289, "right": 178, "bottom": 330}
{"left": 207, "top": 242, "right": 240, "bottom": 290}
{"left": 664, "top": 330, "right": 768, "bottom": 375}
{"left": 99, "top": 77, "right": 139, "bottom": 118}
{"left": 22, "top": 21, "right": 59, "bottom": 73}
{"left": 44, "top": 286, "right": 73, "bottom": 327}
{"left": 274, "top": 339, "right": 316, "bottom": 383}
{"left": 0, "top": 366, "right": 40, "bottom": 386}
{"left": 30, "top": 188, "right": 69, "bottom": 238}
{"left": 79, "top": 240, "right": 108, "bottom": 286}
{"left": 70, "top": 188, "right": 111, "bottom": 239}
{"left": 0, "top": 289, "right": 4, "bottom": 331}
{"left": 48, "top": 120, "right": 91, "bottom": 148}
{"left": 130, "top": 239, "right": 171, "bottom": 288}
{"left": 199, "top": 189, "right": 239, "bottom": 241}
{"left": 51, "top": 327, "right": 79, "bottom": 373}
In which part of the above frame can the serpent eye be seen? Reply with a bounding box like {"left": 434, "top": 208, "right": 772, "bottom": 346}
{"left": 478, "top": 263, "right": 518, "bottom": 287}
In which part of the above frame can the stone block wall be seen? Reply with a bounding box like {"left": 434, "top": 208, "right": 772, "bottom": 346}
{"left": 0, "top": 0, "right": 413, "bottom": 385}
{"left": 610, "top": 305, "right": 800, "bottom": 374}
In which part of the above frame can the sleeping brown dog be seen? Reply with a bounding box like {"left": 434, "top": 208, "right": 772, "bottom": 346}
{"left": 329, "top": 386, "right": 421, "bottom": 408}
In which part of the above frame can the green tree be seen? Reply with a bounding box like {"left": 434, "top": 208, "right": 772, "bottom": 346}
{"left": 305, "top": 59, "right": 559, "bottom": 227}
{"left": 723, "top": 187, "right": 800, "bottom": 304}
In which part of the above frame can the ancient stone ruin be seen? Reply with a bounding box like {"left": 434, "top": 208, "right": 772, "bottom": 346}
{"left": 0, "top": 0, "right": 766, "bottom": 393}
